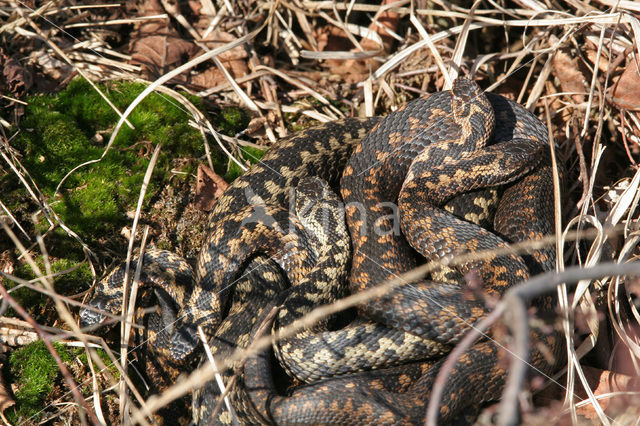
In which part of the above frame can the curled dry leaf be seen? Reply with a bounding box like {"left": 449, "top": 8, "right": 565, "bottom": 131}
{"left": 1, "top": 52, "right": 33, "bottom": 97}
{"left": 0, "top": 343, "right": 14, "bottom": 414}
{"left": 0, "top": 251, "right": 14, "bottom": 276}
{"left": 361, "top": 0, "right": 398, "bottom": 54}
{"left": 189, "top": 61, "right": 248, "bottom": 90}
{"left": 573, "top": 366, "right": 640, "bottom": 419}
{"left": 184, "top": 0, "right": 216, "bottom": 34}
{"left": 129, "top": 0, "right": 198, "bottom": 81}
{"left": 585, "top": 40, "right": 611, "bottom": 74}
{"left": 28, "top": 50, "right": 70, "bottom": 81}
{"left": 534, "top": 365, "right": 640, "bottom": 419}
{"left": 194, "top": 164, "right": 228, "bottom": 211}
{"left": 0, "top": 325, "right": 38, "bottom": 347}
{"left": 200, "top": 30, "right": 248, "bottom": 63}
{"left": 316, "top": 25, "right": 354, "bottom": 53}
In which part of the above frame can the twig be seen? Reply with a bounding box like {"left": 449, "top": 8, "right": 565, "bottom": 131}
{"left": 119, "top": 145, "right": 162, "bottom": 424}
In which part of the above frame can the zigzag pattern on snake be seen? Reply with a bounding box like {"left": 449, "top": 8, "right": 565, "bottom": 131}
{"left": 80, "top": 78, "right": 563, "bottom": 424}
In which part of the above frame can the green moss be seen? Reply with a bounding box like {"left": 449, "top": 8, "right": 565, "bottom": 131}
{"left": 8, "top": 341, "right": 77, "bottom": 421}
{"left": 3, "top": 257, "right": 91, "bottom": 320}
{"left": 6, "top": 79, "right": 211, "bottom": 247}
{"left": 77, "top": 348, "right": 119, "bottom": 380}
{"left": 207, "top": 106, "right": 254, "bottom": 179}
{"left": 225, "top": 145, "right": 265, "bottom": 181}
{"left": 214, "top": 106, "right": 250, "bottom": 136}
{"left": 7, "top": 341, "right": 116, "bottom": 422}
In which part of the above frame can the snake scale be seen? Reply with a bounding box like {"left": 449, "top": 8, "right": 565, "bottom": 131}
{"left": 80, "top": 78, "right": 563, "bottom": 424}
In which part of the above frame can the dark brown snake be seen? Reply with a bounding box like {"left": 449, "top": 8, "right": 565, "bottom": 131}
{"left": 80, "top": 78, "right": 563, "bottom": 424}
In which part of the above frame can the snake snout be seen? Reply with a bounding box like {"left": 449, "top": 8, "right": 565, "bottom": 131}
{"left": 169, "top": 323, "right": 199, "bottom": 363}
{"left": 79, "top": 297, "right": 109, "bottom": 328}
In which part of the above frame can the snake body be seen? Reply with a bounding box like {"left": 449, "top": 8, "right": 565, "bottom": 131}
{"left": 80, "top": 78, "right": 562, "bottom": 424}
{"left": 272, "top": 80, "right": 557, "bottom": 383}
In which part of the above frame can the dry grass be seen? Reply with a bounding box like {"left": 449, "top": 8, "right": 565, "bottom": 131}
{"left": 1, "top": 0, "right": 640, "bottom": 424}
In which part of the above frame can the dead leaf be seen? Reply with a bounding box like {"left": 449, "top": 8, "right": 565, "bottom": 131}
{"left": 28, "top": 50, "right": 70, "bottom": 81}
{"left": 551, "top": 35, "right": 587, "bottom": 104}
{"left": 322, "top": 0, "right": 399, "bottom": 80}
{"left": 189, "top": 30, "right": 249, "bottom": 90}
{"left": 0, "top": 52, "right": 33, "bottom": 97}
{"left": 134, "top": 0, "right": 166, "bottom": 20}
{"left": 0, "top": 325, "right": 38, "bottom": 346}
{"left": 360, "top": 1, "right": 399, "bottom": 53}
{"left": 609, "top": 57, "right": 640, "bottom": 111}
{"left": 0, "top": 345, "right": 14, "bottom": 415}
{"left": 0, "top": 252, "right": 14, "bottom": 276}
{"left": 200, "top": 30, "right": 248, "bottom": 62}
{"left": 189, "top": 59, "right": 248, "bottom": 90}
{"left": 194, "top": 164, "right": 228, "bottom": 211}
{"left": 245, "top": 116, "right": 268, "bottom": 138}
{"left": 585, "top": 39, "right": 611, "bottom": 73}
{"left": 316, "top": 25, "right": 353, "bottom": 53}
{"left": 130, "top": 31, "right": 199, "bottom": 81}
{"left": 129, "top": 0, "right": 199, "bottom": 81}
{"left": 0, "top": 361, "right": 15, "bottom": 414}
{"left": 574, "top": 367, "right": 640, "bottom": 418}
{"left": 535, "top": 365, "right": 640, "bottom": 419}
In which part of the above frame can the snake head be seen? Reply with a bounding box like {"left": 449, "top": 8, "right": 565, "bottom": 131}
{"left": 169, "top": 320, "right": 200, "bottom": 363}
{"left": 79, "top": 296, "right": 110, "bottom": 328}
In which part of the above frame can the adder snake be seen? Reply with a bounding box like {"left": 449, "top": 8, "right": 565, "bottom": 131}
{"left": 80, "top": 77, "right": 562, "bottom": 424}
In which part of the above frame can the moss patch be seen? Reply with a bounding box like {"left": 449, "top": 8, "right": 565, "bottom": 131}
{"left": 1, "top": 79, "right": 255, "bottom": 297}
{"left": 8, "top": 79, "right": 209, "bottom": 242}
{"left": 0, "top": 78, "right": 255, "bottom": 321}
{"left": 226, "top": 145, "right": 265, "bottom": 181}
{"left": 7, "top": 341, "right": 117, "bottom": 423}
{"left": 8, "top": 341, "right": 75, "bottom": 422}
{"left": 3, "top": 257, "right": 92, "bottom": 321}
{"left": 212, "top": 106, "right": 251, "bottom": 136}
{"left": 209, "top": 106, "right": 263, "bottom": 180}
{"left": 2, "top": 80, "right": 260, "bottom": 254}
{"left": 77, "top": 348, "right": 119, "bottom": 381}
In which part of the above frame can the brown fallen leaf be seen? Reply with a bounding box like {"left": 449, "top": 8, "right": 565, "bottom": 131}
{"left": 0, "top": 251, "right": 14, "bottom": 276}
{"left": 316, "top": 25, "right": 353, "bottom": 53}
{"left": 535, "top": 365, "right": 640, "bottom": 419}
{"left": 322, "top": 0, "right": 400, "bottom": 80}
{"left": 194, "top": 164, "right": 228, "bottom": 211}
{"left": 0, "top": 51, "right": 33, "bottom": 97}
{"left": 574, "top": 366, "right": 640, "bottom": 418}
{"left": 0, "top": 347, "right": 16, "bottom": 415}
{"left": 200, "top": 30, "right": 248, "bottom": 63}
{"left": 609, "top": 56, "right": 640, "bottom": 111}
{"left": 360, "top": 0, "right": 399, "bottom": 54}
{"left": 129, "top": 0, "right": 199, "bottom": 81}
{"left": 0, "top": 377, "right": 14, "bottom": 416}
{"left": 550, "top": 35, "right": 588, "bottom": 104}
{"left": 189, "top": 30, "right": 248, "bottom": 90}
{"left": 189, "top": 59, "right": 248, "bottom": 91}
{"left": 130, "top": 30, "right": 199, "bottom": 81}
{"left": 185, "top": 0, "right": 217, "bottom": 34}
{"left": 585, "top": 39, "right": 611, "bottom": 74}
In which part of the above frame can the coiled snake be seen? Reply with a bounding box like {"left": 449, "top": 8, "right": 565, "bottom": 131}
{"left": 80, "top": 78, "right": 562, "bottom": 424}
